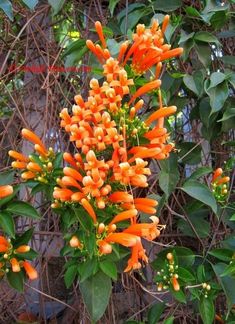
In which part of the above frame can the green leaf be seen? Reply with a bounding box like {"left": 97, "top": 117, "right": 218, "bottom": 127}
{"left": 6, "top": 201, "right": 40, "bottom": 219}
{"left": 64, "top": 265, "right": 77, "bottom": 288}
{"left": 213, "top": 263, "right": 235, "bottom": 308}
{"left": 178, "top": 267, "right": 195, "bottom": 282}
{"left": 0, "top": 0, "right": 13, "bottom": 20}
{"left": 108, "top": 0, "right": 119, "bottom": 16}
{"left": 159, "top": 154, "right": 179, "bottom": 197}
{"left": 163, "top": 316, "right": 174, "bottom": 324}
{"left": 185, "top": 6, "right": 201, "bottom": 17}
{"left": 221, "top": 262, "right": 235, "bottom": 277}
{"left": 178, "top": 214, "right": 210, "bottom": 238}
{"left": 171, "top": 288, "right": 186, "bottom": 303}
{"left": 230, "top": 214, "right": 235, "bottom": 221}
{"left": 80, "top": 270, "right": 112, "bottom": 322}
{"left": 208, "top": 72, "right": 226, "bottom": 90}
{"left": 147, "top": 302, "right": 165, "bottom": 324}
{"left": 195, "top": 42, "right": 211, "bottom": 67}
{"left": 0, "top": 211, "right": 15, "bottom": 237}
{"left": 209, "top": 248, "right": 233, "bottom": 262}
{"left": 195, "top": 32, "right": 220, "bottom": 44}
{"left": 48, "top": 0, "right": 66, "bottom": 15}
{"left": 15, "top": 249, "right": 38, "bottom": 261}
{"left": 181, "top": 180, "right": 217, "bottom": 213}
{"left": 199, "top": 297, "right": 215, "bottom": 324}
{"left": 78, "top": 258, "right": 98, "bottom": 282}
{"left": 218, "top": 108, "right": 235, "bottom": 122}
{"left": 154, "top": 0, "right": 182, "bottom": 11}
{"left": 207, "top": 81, "right": 229, "bottom": 114}
{"left": 53, "top": 152, "right": 63, "bottom": 168}
{"left": 0, "top": 170, "right": 14, "bottom": 185}
{"left": 220, "top": 56, "right": 235, "bottom": 66}
{"left": 12, "top": 228, "right": 34, "bottom": 248}
{"left": 62, "top": 39, "right": 86, "bottom": 58}
{"left": 99, "top": 260, "right": 117, "bottom": 280}
{"left": 22, "top": 0, "right": 38, "bottom": 9}
{"left": 183, "top": 71, "right": 205, "bottom": 97}
{"left": 189, "top": 167, "right": 212, "bottom": 180}
{"left": 7, "top": 270, "right": 24, "bottom": 292}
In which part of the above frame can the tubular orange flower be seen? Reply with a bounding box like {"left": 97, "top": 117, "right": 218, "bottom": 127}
{"left": 212, "top": 168, "right": 223, "bottom": 182}
{"left": 21, "top": 129, "right": 47, "bottom": 153}
{"left": 160, "top": 48, "right": 183, "bottom": 61}
{"left": 109, "top": 209, "right": 138, "bottom": 226}
{"left": 133, "top": 204, "right": 156, "bottom": 214}
{"left": 105, "top": 233, "right": 139, "bottom": 247}
{"left": 128, "top": 80, "right": 161, "bottom": 105}
{"left": 145, "top": 106, "right": 177, "bottom": 126}
{"left": 53, "top": 188, "right": 73, "bottom": 201}
{"left": 109, "top": 191, "right": 133, "bottom": 203}
{"left": 81, "top": 198, "right": 97, "bottom": 223}
{"left": 8, "top": 150, "right": 29, "bottom": 162}
{"left": 0, "top": 244, "right": 8, "bottom": 253}
{"left": 98, "top": 240, "right": 112, "bottom": 254}
{"left": 216, "top": 176, "right": 230, "bottom": 185}
{"left": 23, "top": 261, "right": 38, "bottom": 280}
{"left": 27, "top": 162, "right": 42, "bottom": 173}
{"left": 0, "top": 185, "right": 13, "bottom": 199}
{"left": 61, "top": 176, "right": 83, "bottom": 191}
{"left": 172, "top": 275, "right": 180, "bottom": 291}
{"left": 11, "top": 161, "right": 27, "bottom": 169}
{"left": 15, "top": 245, "right": 30, "bottom": 253}
{"left": 63, "top": 167, "right": 83, "bottom": 182}
{"left": 10, "top": 258, "right": 21, "bottom": 272}
{"left": 124, "top": 222, "right": 160, "bottom": 240}
{"left": 95, "top": 21, "right": 106, "bottom": 48}
{"left": 34, "top": 144, "right": 48, "bottom": 157}
{"left": 133, "top": 198, "right": 158, "bottom": 207}
{"left": 0, "top": 236, "right": 8, "bottom": 246}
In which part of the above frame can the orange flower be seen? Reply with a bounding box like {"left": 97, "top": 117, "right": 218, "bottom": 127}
{"left": 145, "top": 106, "right": 177, "bottom": 126}
{"left": 61, "top": 176, "right": 83, "bottom": 191}
{"left": 11, "top": 161, "right": 27, "bottom": 169}
{"left": 98, "top": 240, "right": 112, "bottom": 254}
{"left": 109, "top": 191, "right": 133, "bottom": 203}
{"left": 27, "top": 162, "right": 42, "bottom": 173}
{"left": 172, "top": 275, "right": 180, "bottom": 291}
{"left": 212, "top": 168, "right": 223, "bottom": 182}
{"left": 53, "top": 188, "right": 73, "bottom": 202}
{"left": 109, "top": 209, "right": 138, "bottom": 226}
{"left": 105, "top": 232, "right": 139, "bottom": 247}
{"left": 21, "top": 129, "right": 47, "bottom": 155}
{"left": 0, "top": 236, "right": 9, "bottom": 253}
{"left": 124, "top": 239, "right": 148, "bottom": 272}
{"left": 124, "top": 222, "right": 160, "bottom": 240}
{"left": 128, "top": 80, "right": 161, "bottom": 105}
{"left": 69, "top": 236, "right": 83, "bottom": 249}
{"left": 63, "top": 167, "right": 83, "bottom": 182}
{"left": 23, "top": 261, "right": 38, "bottom": 280}
{"left": 95, "top": 21, "right": 106, "bottom": 48}
{"left": 10, "top": 258, "right": 21, "bottom": 272}
{"left": 0, "top": 185, "right": 13, "bottom": 199}
{"left": 81, "top": 198, "right": 97, "bottom": 223}
{"left": 8, "top": 150, "right": 29, "bottom": 162}
{"left": 15, "top": 245, "right": 30, "bottom": 253}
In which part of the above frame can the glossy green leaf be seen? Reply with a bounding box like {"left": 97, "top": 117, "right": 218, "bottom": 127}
{"left": 177, "top": 142, "right": 202, "bottom": 165}
{"left": 209, "top": 248, "right": 234, "bottom": 262}
{"left": 154, "top": 0, "right": 182, "bottom": 11}
{"left": 0, "top": 211, "right": 15, "bottom": 237}
{"left": 221, "top": 262, "right": 235, "bottom": 277}
{"left": 22, "top": 0, "right": 38, "bottom": 9}
{"left": 99, "top": 260, "right": 117, "bottom": 280}
{"left": 0, "top": 170, "right": 15, "bottom": 185}
{"left": 80, "top": 270, "right": 112, "bottom": 322}
{"left": 48, "top": 0, "right": 66, "bottom": 14}
{"left": 78, "top": 258, "right": 98, "bottom": 282}
{"left": 109, "top": 0, "right": 119, "bottom": 16}
{"left": 7, "top": 270, "right": 24, "bottom": 292}
{"left": 178, "top": 267, "right": 195, "bottom": 282}
{"left": 147, "top": 302, "right": 165, "bottom": 324}
{"left": 207, "top": 81, "right": 229, "bottom": 114}
{"left": 218, "top": 108, "right": 235, "bottom": 122}
{"left": 189, "top": 167, "right": 212, "bottom": 180}
{"left": 6, "top": 201, "right": 40, "bottom": 219}
{"left": 181, "top": 180, "right": 217, "bottom": 213}
{"left": 195, "top": 42, "right": 211, "bottom": 67}
{"left": 208, "top": 72, "right": 226, "bottom": 90}
{"left": 64, "top": 265, "right": 77, "bottom": 288}
{"left": 12, "top": 228, "right": 34, "bottom": 248}
{"left": 213, "top": 263, "right": 235, "bottom": 308}
{"left": 0, "top": 0, "right": 13, "bottom": 20}
{"left": 171, "top": 288, "right": 186, "bottom": 303}
{"left": 163, "top": 316, "right": 174, "bottom": 324}
{"left": 194, "top": 31, "right": 220, "bottom": 44}
{"left": 199, "top": 297, "right": 215, "bottom": 324}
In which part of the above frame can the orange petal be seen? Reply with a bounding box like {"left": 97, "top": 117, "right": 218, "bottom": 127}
{"left": 11, "top": 258, "right": 21, "bottom": 272}
{"left": 145, "top": 106, "right": 177, "bottom": 126}
{"left": 8, "top": 150, "right": 29, "bottom": 162}
{"left": 134, "top": 198, "right": 158, "bottom": 207}
{"left": 212, "top": 168, "right": 223, "bottom": 182}
{"left": 15, "top": 245, "right": 30, "bottom": 253}
{"left": 21, "top": 129, "right": 47, "bottom": 152}
{"left": 12, "top": 161, "right": 27, "bottom": 169}
{"left": 53, "top": 188, "right": 73, "bottom": 201}
{"left": 27, "top": 162, "right": 42, "bottom": 172}
{"left": 23, "top": 261, "right": 38, "bottom": 280}
{"left": 105, "top": 233, "right": 139, "bottom": 247}
{"left": 160, "top": 48, "right": 183, "bottom": 61}
{"left": 128, "top": 80, "right": 161, "bottom": 105}
{"left": 95, "top": 21, "right": 106, "bottom": 48}
{"left": 109, "top": 191, "right": 133, "bottom": 203}
{"left": 63, "top": 167, "right": 83, "bottom": 182}
{"left": 109, "top": 209, "right": 138, "bottom": 226}
{"left": 0, "top": 185, "right": 13, "bottom": 199}
{"left": 162, "top": 15, "right": 170, "bottom": 33}
{"left": 216, "top": 176, "right": 230, "bottom": 185}
{"left": 81, "top": 198, "right": 97, "bottom": 223}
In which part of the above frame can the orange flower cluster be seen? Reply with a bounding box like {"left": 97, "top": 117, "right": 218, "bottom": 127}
{"left": 0, "top": 236, "right": 37, "bottom": 280}
{"left": 9, "top": 128, "right": 55, "bottom": 183}
{"left": 55, "top": 18, "right": 182, "bottom": 272}
{"left": 0, "top": 185, "right": 13, "bottom": 199}
{"left": 211, "top": 167, "right": 230, "bottom": 203}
